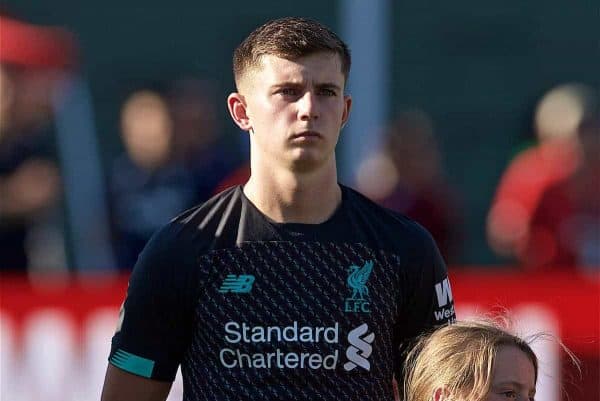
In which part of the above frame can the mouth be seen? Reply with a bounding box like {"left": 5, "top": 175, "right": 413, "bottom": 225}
{"left": 290, "top": 130, "right": 322, "bottom": 140}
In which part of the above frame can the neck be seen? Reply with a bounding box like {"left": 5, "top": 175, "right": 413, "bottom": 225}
{"left": 243, "top": 157, "right": 341, "bottom": 224}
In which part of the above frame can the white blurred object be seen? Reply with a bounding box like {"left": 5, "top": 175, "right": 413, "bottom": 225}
{"left": 535, "top": 83, "right": 595, "bottom": 142}
{"left": 82, "top": 308, "right": 119, "bottom": 401}
{"left": 355, "top": 153, "right": 398, "bottom": 200}
{"left": 2, "top": 302, "right": 566, "bottom": 400}
{"left": 21, "top": 309, "right": 77, "bottom": 401}
{"left": 454, "top": 304, "right": 561, "bottom": 401}
{"left": 0, "top": 313, "right": 17, "bottom": 400}
{"left": 514, "top": 305, "right": 561, "bottom": 401}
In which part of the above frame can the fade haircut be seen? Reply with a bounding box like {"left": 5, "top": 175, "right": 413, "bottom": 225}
{"left": 233, "top": 17, "right": 351, "bottom": 90}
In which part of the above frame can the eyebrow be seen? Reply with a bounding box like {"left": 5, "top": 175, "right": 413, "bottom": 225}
{"left": 316, "top": 83, "right": 342, "bottom": 92}
{"left": 494, "top": 381, "right": 536, "bottom": 395}
{"left": 270, "top": 82, "right": 342, "bottom": 91}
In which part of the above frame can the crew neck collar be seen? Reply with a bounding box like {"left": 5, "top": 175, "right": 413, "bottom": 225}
{"left": 238, "top": 185, "right": 347, "bottom": 233}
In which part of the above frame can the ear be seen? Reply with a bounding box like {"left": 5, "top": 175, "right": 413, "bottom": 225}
{"left": 341, "top": 94, "right": 352, "bottom": 128}
{"left": 432, "top": 387, "right": 450, "bottom": 401}
{"left": 227, "top": 92, "right": 252, "bottom": 131}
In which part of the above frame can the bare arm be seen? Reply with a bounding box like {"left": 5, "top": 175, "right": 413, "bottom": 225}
{"left": 101, "top": 364, "right": 172, "bottom": 401}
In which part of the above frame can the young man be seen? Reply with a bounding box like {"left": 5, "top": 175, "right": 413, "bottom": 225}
{"left": 101, "top": 17, "right": 455, "bottom": 401}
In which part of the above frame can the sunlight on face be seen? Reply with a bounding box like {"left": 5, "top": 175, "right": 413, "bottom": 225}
{"left": 485, "top": 345, "right": 536, "bottom": 401}
{"left": 240, "top": 52, "right": 351, "bottom": 173}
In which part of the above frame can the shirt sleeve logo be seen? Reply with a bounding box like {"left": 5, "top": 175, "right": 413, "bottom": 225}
{"left": 219, "top": 274, "right": 255, "bottom": 293}
{"left": 434, "top": 277, "right": 453, "bottom": 307}
{"left": 433, "top": 277, "right": 456, "bottom": 322}
{"left": 344, "top": 260, "right": 373, "bottom": 313}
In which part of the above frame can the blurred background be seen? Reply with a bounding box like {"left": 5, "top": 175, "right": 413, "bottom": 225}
{"left": 0, "top": 1, "right": 598, "bottom": 400}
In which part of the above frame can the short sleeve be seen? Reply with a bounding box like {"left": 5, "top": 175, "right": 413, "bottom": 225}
{"left": 404, "top": 227, "right": 456, "bottom": 338}
{"left": 393, "top": 226, "right": 456, "bottom": 386}
{"left": 108, "top": 222, "right": 201, "bottom": 381}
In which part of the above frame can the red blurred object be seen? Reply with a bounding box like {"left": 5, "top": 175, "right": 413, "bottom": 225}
{"left": 524, "top": 117, "right": 600, "bottom": 269}
{"left": 487, "top": 140, "right": 580, "bottom": 260}
{"left": 1, "top": 269, "right": 598, "bottom": 400}
{"left": 450, "top": 269, "right": 599, "bottom": 355}
{"left": 1, "top": 270, "right": 597, "bottom": 352}
{"left": 451, "top": 269, "right": 599, "bottom": 399}
{"left": 213, "top": 163, "right": 250, "bottom": 194}
{"left": 0, "top": 16, "right": 78, "bottom": 69}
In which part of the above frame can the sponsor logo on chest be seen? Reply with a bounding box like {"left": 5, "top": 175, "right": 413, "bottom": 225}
{"left": 219, "top": 321, "right": 375, "bottom": 372}
{"left": 216, "top": 261, "right": 377, "bottom": 372}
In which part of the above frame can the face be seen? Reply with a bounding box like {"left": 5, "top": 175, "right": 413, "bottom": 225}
{"left": 485, "top": 345, "right": 536, "bottom": 401}
{"left": 228, "top": 52, "right": 351, "bottom": 173}
{"left": 121, "top": 93, "right": 173, "bottom": 168}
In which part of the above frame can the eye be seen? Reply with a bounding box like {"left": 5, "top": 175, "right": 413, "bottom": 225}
{"left": 501, "top": 391, "right": 517, "bottom": 399}
{"left": 278, "top": 88, "right": 298, "bottom": 96}
{"left": 318, "top": 88, "right": 337, "bottom": 97}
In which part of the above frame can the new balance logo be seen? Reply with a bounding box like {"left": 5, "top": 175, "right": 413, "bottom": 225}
{"left": 343, "top": 323, "right": 375, "bottom": 371}
{"left": 219, "top": 275, "right": 255, "bottom": 293}
{"left": 435, "top": 278, "right": 453, "bottom": 307}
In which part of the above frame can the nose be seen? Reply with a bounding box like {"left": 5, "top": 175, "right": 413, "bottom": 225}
{"left": 297, "top": 91, "right": 319, "bottom": 121}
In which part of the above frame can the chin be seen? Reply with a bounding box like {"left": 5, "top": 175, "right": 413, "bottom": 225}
{"left": 287, "top": 153, "right": 331, "bottom": 173}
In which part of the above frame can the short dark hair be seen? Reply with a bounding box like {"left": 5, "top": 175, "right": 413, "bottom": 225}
{"left": 233, "top": 17, "right": 351, "bottom": 89}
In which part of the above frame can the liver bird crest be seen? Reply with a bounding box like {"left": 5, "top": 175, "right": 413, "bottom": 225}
{"left": 347, "top": 260, "right": 373, "bottom": 300}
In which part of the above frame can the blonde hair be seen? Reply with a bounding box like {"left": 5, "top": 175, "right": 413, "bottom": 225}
{"left": 403, "top": 320, "right": 538, "bottom": 401}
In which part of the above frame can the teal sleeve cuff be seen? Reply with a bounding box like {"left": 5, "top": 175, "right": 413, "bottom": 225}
{"left": 109, "top": 349, "right": 155, "bottom": 378}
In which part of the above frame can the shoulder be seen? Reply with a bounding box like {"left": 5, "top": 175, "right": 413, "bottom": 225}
{"left": 341, "top": 185, "right": 437, "bottom": 253}
{"left": 173, "top": 185, "right": 242, "bottom": 225}
{"left": 142, "top": 185, "right": 245, "bottom": 261}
